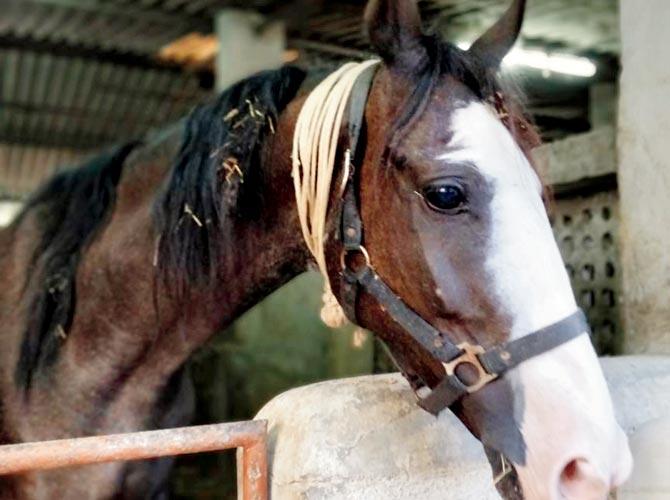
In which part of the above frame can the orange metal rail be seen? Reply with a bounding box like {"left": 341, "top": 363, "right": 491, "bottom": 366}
{"left": 0, "top": 421, "right": 268, "bottom": 500}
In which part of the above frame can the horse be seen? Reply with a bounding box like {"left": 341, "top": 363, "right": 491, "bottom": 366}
{"left": 0, "top": 0, "right": 632, "bottom": 498}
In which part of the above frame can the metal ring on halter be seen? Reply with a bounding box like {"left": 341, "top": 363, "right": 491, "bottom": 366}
{"left": 340, "top": 245, "right": 371, "bottom": 277}
{"left": 338, "top": 149, "right": 351, "bottom": 198}
{"left": 442, "top": 343, "right": 498, "bottom": 394}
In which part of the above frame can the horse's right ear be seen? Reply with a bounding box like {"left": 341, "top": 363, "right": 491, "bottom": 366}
{"left": 364, "top": 0, "right": 425, "bottom": 66}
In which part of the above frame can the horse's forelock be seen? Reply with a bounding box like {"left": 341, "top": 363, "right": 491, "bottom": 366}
{"left": 386, "top": 35, "right": 543, "bottom": 184}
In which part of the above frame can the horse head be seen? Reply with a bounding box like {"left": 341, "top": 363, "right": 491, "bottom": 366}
{"left": 313, "top": 1, "right": 632, "bottom": 498}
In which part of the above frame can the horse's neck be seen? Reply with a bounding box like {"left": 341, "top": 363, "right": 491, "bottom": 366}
{"left": 14, "top": 98, "right": 311, "bottom": 440}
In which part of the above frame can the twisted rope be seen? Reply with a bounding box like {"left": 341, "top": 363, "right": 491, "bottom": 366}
{"left": 291, "top": 59, "right": 380, "bottom": 328}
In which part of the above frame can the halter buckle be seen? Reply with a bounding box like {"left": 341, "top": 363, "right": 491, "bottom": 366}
{"left": 443, "top": 343, "right": 498, "bottom": 394}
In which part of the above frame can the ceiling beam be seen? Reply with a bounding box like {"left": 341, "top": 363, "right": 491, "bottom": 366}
{"left": 289, "top": 39, "right": 369, "bottom": 60}
{"left": 14, "top": 0, "right": 211, "bottom": 32}
{"left": 0, "top": 34, "right": 191, "bottom": 72}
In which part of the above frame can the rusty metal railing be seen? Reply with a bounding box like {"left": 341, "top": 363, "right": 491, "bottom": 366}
{"left": 0, "top": 421, "right": 268, "bottom": 500}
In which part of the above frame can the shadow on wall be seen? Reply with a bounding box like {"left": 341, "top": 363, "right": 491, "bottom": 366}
{"left": 172, "top": 271, "right": 377, "bottom": 499}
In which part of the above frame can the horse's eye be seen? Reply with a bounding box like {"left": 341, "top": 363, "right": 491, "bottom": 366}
{"left": 423, "top": 185, "right": 466, "bottom": 212}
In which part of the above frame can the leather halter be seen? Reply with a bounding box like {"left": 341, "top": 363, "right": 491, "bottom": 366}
{"left": 332, "top": 63, "right": 590, "bottom": 416}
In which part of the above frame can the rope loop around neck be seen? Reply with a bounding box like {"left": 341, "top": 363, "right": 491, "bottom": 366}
{"left": 291, "top": 59, "right": 380, "bottom": 327}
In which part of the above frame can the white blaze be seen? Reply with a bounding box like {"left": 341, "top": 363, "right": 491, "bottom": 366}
{"left": 438, "top": 102, "right": 632, "bottom": 499}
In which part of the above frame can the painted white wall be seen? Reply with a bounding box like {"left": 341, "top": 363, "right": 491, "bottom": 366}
{"left": 618, "top": 0, "right": 670, "bottom": 353}
{"left": 0, "top": 201, "right": 21, "bottom": 227}
{"left": 215, "top": 10, "right": 285, "bottom": 92}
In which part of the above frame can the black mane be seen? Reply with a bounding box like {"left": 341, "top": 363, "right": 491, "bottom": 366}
{"left": 15, "top": 143, "right": 138, "bottom": 390}
{"left": 153, "top": 65, "right": 306, "bottom": 299}
{"left": 14, "top": 65, "right": 306, "bottom": 389}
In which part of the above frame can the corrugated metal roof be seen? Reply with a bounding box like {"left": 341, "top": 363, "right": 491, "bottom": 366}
{"left": 0, "top": 0, "right": 208, "bottom": 54}
{"left": 0, "top": 0, "right": 619, "bottom": 197}
{"left": 0, "top": 46, "right": 208, "bottom": 195}
{"left": 0, "top": 50, "right": 205, "bottom": 148}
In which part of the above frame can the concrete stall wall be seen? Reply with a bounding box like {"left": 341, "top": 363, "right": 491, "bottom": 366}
{"left": 536, "top": 127, "right": 623, "bottom": 354}
{"left": 618, "top": 0, "right": 670, "bottom": 354}
{"left": 257, "top": 358, "right": 670, "bottom": 500}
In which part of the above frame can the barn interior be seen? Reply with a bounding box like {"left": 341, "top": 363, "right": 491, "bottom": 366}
{"left": 1, "top": 1, "right": 667, "bottom": 498}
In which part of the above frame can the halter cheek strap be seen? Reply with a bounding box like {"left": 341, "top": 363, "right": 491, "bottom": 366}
{"left": 335, "top": 62, "right": 590, "bottom": 416}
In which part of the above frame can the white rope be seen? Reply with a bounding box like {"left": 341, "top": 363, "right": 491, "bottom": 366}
{"left": 291, "top": 59, "right": 380, "bottom": 328}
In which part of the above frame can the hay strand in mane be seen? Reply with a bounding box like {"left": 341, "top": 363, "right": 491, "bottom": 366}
{"left": 153, "top": 66, "right": 306, "bottom": 300}
{"left": 291, "top": 59, "right": 380, "bottom": 328}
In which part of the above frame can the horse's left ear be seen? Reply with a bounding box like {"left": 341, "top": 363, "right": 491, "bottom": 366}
{"left": 364, "top": 0, "right": 425, "bottom": 67}
{"left": 468, "top": 0, "right": 526, "bottom": 68}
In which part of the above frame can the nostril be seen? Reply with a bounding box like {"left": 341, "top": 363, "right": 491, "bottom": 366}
{"left": 558, "top": 458, "right": 609, "bottom": 499}
{"left": 561, "top": 459, "right": 580, "bottom": 483}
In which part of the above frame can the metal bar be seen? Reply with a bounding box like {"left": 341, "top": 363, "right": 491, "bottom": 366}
{"left": 240, "top": 432, "right": 269, "bottom": 500}
{"left": 0, "top": 421, "right": 268, "bottom": 500}
{"left": 290, "top": 39, "right": 370, "bottom": 60}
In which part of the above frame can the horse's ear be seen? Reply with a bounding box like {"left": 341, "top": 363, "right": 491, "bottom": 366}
{"left": 468, "top": 0, "right": 526, "bottom": 69}
{"left": 364, "top": 0, "right": 425, "bottom": 66}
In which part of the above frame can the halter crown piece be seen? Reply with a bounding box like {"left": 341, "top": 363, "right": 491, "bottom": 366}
{"left": 292, "top": 61, "right": 590, "bottom": 415}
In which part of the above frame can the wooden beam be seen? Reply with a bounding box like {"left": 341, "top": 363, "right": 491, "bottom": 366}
{"left": 535, "top": 126, "right": 616, "bottom": 185}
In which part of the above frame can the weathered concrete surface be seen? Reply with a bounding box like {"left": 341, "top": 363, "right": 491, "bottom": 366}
{"left": 258, "top": 374, "right": 498, "bottom": 500}
{"left": 590, "top": 83, "right": 617, "bottom": 129}
{"left": 533, "top": 126, "right": 615, "bottom": 186}
{"left": 618, "top": 0, "right": 670, "bottom": 354}
{"left": 256, "top": 357, "right": 670, "bottom": 499}
{"left": 215, "top": 10, "right": 285, "bottom": 92}
{"left": 620, "top": 418, "right": 670, "bottom": 500}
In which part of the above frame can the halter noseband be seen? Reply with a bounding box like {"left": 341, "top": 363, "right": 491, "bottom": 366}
{"left": 335, "top": 63, "right": 589, "bottom": 415}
